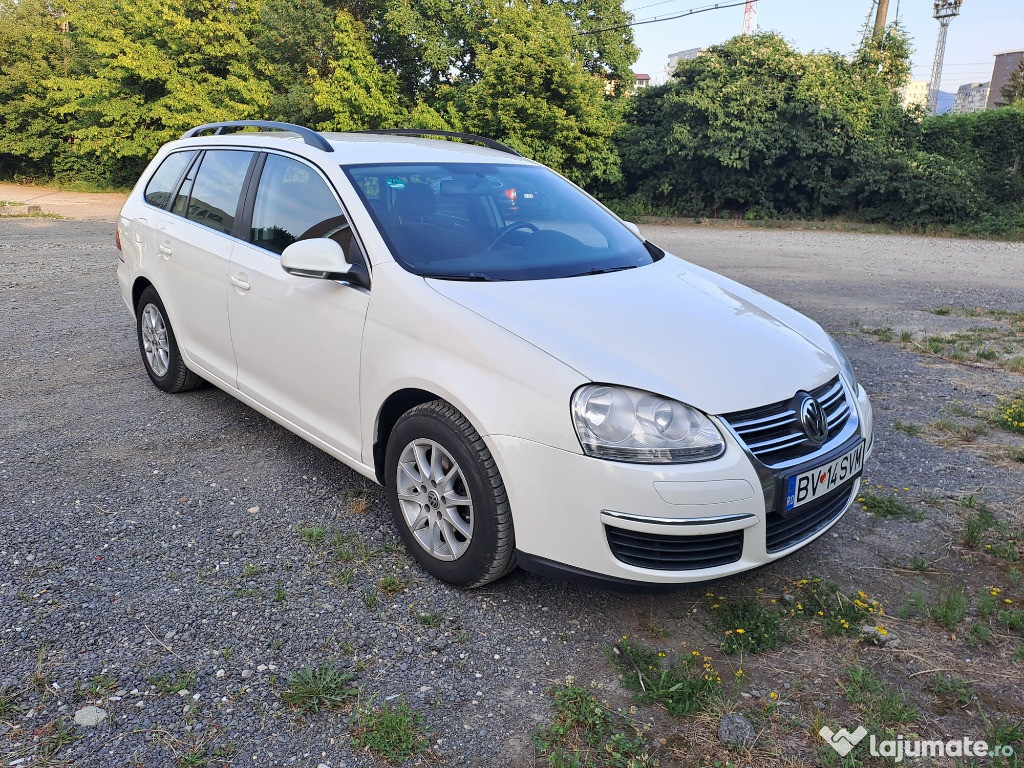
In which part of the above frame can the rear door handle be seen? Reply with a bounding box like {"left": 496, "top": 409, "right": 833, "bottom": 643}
{"left": 230, "top": 275, "right": 251, "bottom": 291}
{"left": 157, "top": 243, "right": 172, "bottom": 257}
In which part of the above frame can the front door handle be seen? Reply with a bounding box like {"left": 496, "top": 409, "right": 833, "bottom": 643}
{"left": 230, "top": 275, "right": 251, "bottom": 291}
{"left": 157, "top": 243, "right": 172, "bottom": 258}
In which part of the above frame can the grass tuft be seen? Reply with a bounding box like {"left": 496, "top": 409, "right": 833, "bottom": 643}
{"left": 535, "top": 682, "right": 653, "bottom": 768}
{"left": 929, "top": 674, "right": 975, "bottom": 705}
{"left": 281, "top": 663, "right": 358, "bottom": 714}
{"left": 148, "top": 669, "right": 196, "bottom": 695}
{"left": 377, "top": 574, "right": 407, "bottom": 596}
{"left": 709, "top": 595, "right": 790, "bottom": 654}
{"left": 892, "top": 420, "right": 922, "bottom": 437}
{"left": 611, "top": 640, "right": 721, "bottom": 716}
{"left": 929, "top": 584, "right": 968, "bottom": 630}
{"left": 842, "top": 665, "right": 917, "bottom": 730}
{"left": 859, "top": 492, "right": 924, "bottom": 520}
{"left": 351, "top": 697, "right": 429, "bottom": 762}
{"left": 0, "top": 685, "right": 21, "bottom": 717}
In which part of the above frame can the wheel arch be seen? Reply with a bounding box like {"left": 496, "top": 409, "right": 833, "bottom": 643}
{"left": 131, "top": 276, "right": 155, "bottom": 313}
{"left": 373, "top": 387, "right": 489, "bottom": 487}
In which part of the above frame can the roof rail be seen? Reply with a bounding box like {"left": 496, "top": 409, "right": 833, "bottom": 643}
{"left": 359, "top": 129, "right": 522, "bottom": 157}
{"left": 182, "top": 121, "right": 334, "bottom": 153}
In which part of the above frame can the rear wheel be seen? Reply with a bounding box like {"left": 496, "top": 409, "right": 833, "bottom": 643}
{"left": 136, "top": 286, "right": 202, "bottom": 393}
{"left": 385, "top": 400, "right": 516, "bottom": 588}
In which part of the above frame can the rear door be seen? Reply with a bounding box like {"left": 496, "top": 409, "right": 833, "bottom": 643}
{"left": 154, "top": 149, "right": 257, "bottom": 386}
{"left": 227, "top": 152, "right": 370, "bottom": 460}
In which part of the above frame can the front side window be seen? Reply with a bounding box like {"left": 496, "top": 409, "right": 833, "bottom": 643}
{"left": 250, "top": 154, "right": 355, "bottom": 260}
{"left": 144, "top": 151, "right": 194, "bottom": 209}
{"left": 172, "top": 150, "right": 254, "bottom": 235}
{"left": 344, "top": 163, "right": 658, "bottom": 281}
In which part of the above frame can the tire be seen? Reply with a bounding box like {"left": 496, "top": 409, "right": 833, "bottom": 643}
{"left": 385, "top": 400, "right": 516, "bottom": 588}
{"left": 136, "top": 286, "right": 202, "bottom": 393}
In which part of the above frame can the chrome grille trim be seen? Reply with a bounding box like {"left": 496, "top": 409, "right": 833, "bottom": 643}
{"left": 719, "top": 376, "right": 855, "bottom": 468}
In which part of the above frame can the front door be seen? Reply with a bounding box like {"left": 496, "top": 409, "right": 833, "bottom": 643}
{"left": 227, "top": 153, "right": 370, "bottom": 460}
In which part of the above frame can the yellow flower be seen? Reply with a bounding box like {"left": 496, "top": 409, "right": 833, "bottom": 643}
{"left": 796, "top": 603, "right": 804, "bottom": 611}
{"left": 1005, "top": 599, "right": 1014, "bottom": 604}
{"left": 817, "top": 611, "right": 824, "bottom": 616}
{"left": 735, "top": 668, "right": 745, "bottom": 678}
{"left": 876, "top": 625, "right": 888, "bottom": 636}
{"left": 735, "top": 628, "right": 746, "bottom": 634}
{"left": 691, "top": 650, "right": 701, "bottom": 656}
{"left": 991, "top": 587, "right": 1002, "bottom": 596}
{"left": 769, "top": 691, "right": 779, "bottom": 700}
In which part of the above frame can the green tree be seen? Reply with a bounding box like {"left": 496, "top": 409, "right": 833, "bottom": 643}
{"left": 553, "top": 0, "right": 638, "bottom": 84}
{"left": 616, "top": 31, "right": 916, "bottom": 217}
{"left": 452, "top": 0, "right": 621, "bottom": 187}
{"left": 255, "top": 0, "right": 337, "bottom": 126}
{"left": 368, "top": 0, "right": 637, "bottom": 102}
{"left": 0, "top": 0, "right": 75, "bottom": 179}
{"left": 310, "top": 9, "right": 408, "bottom": 131}
{"left": 45, "top": 0, "right": 271, "bottom": 185}
{"left": 998, "top": 58, "right": 1024, "bottom": 106}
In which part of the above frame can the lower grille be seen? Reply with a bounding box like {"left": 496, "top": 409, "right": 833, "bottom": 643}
{"left": 606, "top": 526, "right": 743, "bottom": 571}
{"left": 765, "top": 482, "right": 855, "bottom": 553}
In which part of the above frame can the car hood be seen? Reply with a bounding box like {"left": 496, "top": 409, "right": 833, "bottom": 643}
{"left": 426, "top": 254, "right": 838, "bottom": 415}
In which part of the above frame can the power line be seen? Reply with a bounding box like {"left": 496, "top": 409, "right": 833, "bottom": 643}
{"left": 623, "top": 0, "right": 696, "bottom": 15}
{"left": 581, "top": 0, "right": 750, "bottom": 36}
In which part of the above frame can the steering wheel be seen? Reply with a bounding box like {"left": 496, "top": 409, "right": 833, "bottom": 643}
{"left": 487, "top": 221, "right": 539, "bottom": 251}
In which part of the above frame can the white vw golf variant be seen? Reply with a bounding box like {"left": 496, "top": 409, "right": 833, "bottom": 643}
{"left": 116, "top": 121, "right": 873, "bottom": 589}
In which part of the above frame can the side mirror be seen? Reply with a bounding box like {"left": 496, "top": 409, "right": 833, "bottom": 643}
{"left": 281, "top": 238, "right": 369, "bottom": 288}
{"left": 622, "top": 221, "right": 642, "bottom": 238}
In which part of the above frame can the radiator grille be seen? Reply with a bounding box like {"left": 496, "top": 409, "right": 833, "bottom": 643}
{"left": 721, "top": 377, "right": 850, "bottom": 466}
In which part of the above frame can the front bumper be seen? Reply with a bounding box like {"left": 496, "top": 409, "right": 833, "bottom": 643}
{"left": 491, "top": 384, "right": 873, "bottom": 587}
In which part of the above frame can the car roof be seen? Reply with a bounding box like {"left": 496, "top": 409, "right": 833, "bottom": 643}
{"left": 166, "top": 131, "right": 536, "bottom": 167}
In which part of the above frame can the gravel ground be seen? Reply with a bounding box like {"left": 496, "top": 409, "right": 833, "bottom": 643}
{"left": 1, "top": 217, "right": 1022, "bottom": 767}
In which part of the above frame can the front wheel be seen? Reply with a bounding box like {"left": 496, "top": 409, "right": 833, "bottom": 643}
{"left": 385, "top": 400, "right": 516, "bottom": 588}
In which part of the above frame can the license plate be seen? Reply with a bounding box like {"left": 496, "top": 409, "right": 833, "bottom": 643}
{"left": 785, "top": 441, "right": 864, "bottom": 512}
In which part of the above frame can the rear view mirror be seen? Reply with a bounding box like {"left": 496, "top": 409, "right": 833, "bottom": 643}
{"left": 281, "top": 238, "right": 368, "bottom": 288}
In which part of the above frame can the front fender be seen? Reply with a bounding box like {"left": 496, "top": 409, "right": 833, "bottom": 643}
{"left": 359, "top": 263, "right": 587, "bottom": 470}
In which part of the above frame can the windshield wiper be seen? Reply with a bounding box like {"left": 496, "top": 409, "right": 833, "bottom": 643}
{"left": 564, "top": 265, "right": 637, "bottom": 278}
{"left": 420, "top": 272, "right": 508, "bottom": 282}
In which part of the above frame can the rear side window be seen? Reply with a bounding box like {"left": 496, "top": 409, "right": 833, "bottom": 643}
{"left": 143, "top": 151, "right": 194, "bottom": 209}
{"left": 171, "top": 150, "right": 254, "bottom": 235}
{"left": 250, "top": 154, "right": 356, "bottom": 260}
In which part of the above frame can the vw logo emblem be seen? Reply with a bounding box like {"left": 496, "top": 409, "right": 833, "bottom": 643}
{"left": 799, "top": 395, "right": 829, "bottom": 445}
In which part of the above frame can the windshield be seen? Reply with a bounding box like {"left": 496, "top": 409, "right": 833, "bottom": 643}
{"left": 343, "top": 163, "right": 659, "bottom": 281}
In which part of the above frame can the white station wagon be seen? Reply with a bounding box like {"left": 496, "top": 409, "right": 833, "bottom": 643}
{"left": 116, "top": 121, "right": 873, "bottom": 589}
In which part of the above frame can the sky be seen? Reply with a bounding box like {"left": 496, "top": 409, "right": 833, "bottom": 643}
{"left": 628, "top": 0, "right": 1024, "bottom": 92}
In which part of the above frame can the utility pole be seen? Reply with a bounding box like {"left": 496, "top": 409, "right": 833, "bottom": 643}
{"left": 928, "top": 0, "right": 965, "bottom": 114}
{"left": 872, "top": 0, "right": 890, "bottom": 40}
{"left": 742, "top": 0, "right": 757, "bottom": 36}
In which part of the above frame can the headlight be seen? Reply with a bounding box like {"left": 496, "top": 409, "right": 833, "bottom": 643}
{"left": 828, "top": 334, "right": 859, "bottom": 394}
{"left": 571, "top": 385, "right": 725, "bottom": 463}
